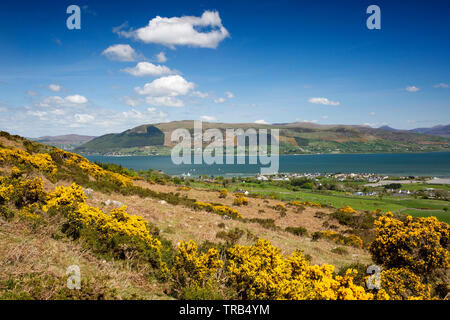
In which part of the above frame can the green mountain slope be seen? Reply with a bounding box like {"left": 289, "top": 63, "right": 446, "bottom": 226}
{"left": 74, "top": 121, "right": 450, "bottom": 155}
{"left": 75, "top": 125, "right": 164, "bottom": 153}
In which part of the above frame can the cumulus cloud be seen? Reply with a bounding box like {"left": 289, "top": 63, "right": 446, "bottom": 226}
{"left": 121, "top": 62, "right": 175, "bottom": 77}
{"left": 308, "top": 97, "right": 340, "bottom": 106}
{"left": 254, "top": 120, "right": 269, "bottom": 124}
{"left": 369, "top": 112, "right": 376, "bottom": 116}
{"left": 102, "top": 44, "right": 140, "bottom": 61}
{"left": 225, "top": 91, "right": 234, "bottom": 99}
{"left": 200, "top": 115, "right": 216, "bottom": 121}
{"left": 191, "top": 91, "right": 208, "bottom": 98}
{"left": 118, "top": 11, "right": 230, "bottom": 49}
{"left": 405, "top": 86, "right": 420, "bottom": 92}
{"left": 38, "top": 95, "right": 88, "bottom": 107}
{"left": 145, "top": 96, "right": 184, "bottom": 107}
{"left": 65, "top": 94, "right": 88, "bottom": 104}
{"left": 156, "top": 52, "right": 167, "bottom": 63}
{"left": 135, "top": 75, "right": 195, "bottom": 100}
{"left": 433, "top": 83, "right": 449, "bottom": 88}
{"left": 49, "top": 84, "right": 62, "bottom": 92}
{"left": 1, "top": 102, "right": 168, "bottom": 137}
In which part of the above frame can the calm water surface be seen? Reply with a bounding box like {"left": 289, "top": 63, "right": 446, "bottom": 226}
{"left": 86, "top": 152, "right": 450, "bottom": 177}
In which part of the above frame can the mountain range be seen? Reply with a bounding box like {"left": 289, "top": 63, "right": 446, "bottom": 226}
{"left": 32, "top": 134, "right": 96, "bottom": 150}
{"left": 70, "top": 121, "right": 450, "bottom": 155}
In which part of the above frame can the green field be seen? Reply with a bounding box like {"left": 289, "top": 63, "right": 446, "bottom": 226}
{"left": 191, "top": 180, "right": 450, "bottom": 223}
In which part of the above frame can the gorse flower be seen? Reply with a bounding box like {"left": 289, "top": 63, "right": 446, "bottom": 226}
{"left": 171, "top": 240, "right": 223, "bottom": 290}
{"left": 227, "top": 239, "right": 373, "bottom": 300}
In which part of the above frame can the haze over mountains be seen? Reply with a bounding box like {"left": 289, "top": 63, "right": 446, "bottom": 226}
{"left": 33, "top": 134, "right": 96, "bottom": 150}
{"left": 378, "top": 124, "right": 450, "bottom": 138}
{"left": 64, "top": 121, "right": 450, "bottom": 156}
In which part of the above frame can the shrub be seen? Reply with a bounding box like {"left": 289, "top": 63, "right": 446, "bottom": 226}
{"left": 216, "top": 228, "right": 245, "bottom": 244}
{"left": 218, "top": 189, "right": 228, "bottom": 199}
{"left": 233, "top": 197, "right": 249, "bottom": 206}
{"left": 331, "top": 211, "right": 375, "bottom": 229}
{"left": 369, "top": 212, "right": 450, "bottom": 278}
{"left": 245, "top": 218, "right": 279, "bottom": 231}
{"left": 338, "top": 205, "right": 357, "bottom": 214}
{"left": 379, "top": 268, "right": 432, "bottom": 300}
{"left": 285, "top": 226, "right": 308, "bottom": 237}
{"left": 312, "top": 231, "right": 363, "bottom": 248}
{"left": 226, "top": 239, "right": 373, "bottom": 300}
{"left": 170, "top": 240, "right": 223, "bottom": 298}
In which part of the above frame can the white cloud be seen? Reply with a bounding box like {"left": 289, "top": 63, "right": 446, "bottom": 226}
{"left": 74, "top": 114, "right": 95, "bottom": 123}
{"left": 135, "top": 75, "right": 195, "bottom": 97}
{"left": 37, "top": 95, "right": 87, "bottom": 108}
{"left": 433, "top": 83, "right": 449, "bottom": 88}
{"left": 49, "top": 84, "right": 62, "bottom": 92}
{"left": 405, "top": 86, "right": 420, "bottom": 92}
{"left": 2, "top": 102, "right": 169, "bottom": 137}
{"left": 200, "top": 115, "right": 216, "bottom": 121}
{"left": 214, "top": 97, "right": 226, "bottom": 104}
{"left": 191, "top": 91, "right": 208, "bottom": 98}
{"left": 120, "top": 96, "right": 142, "bottom": 107}
{"left": 369, "top": 112, "right": 376, "bottom": 116}
{"left": 145, "top": 96, "right": 184, "bottom": 107}
{"left": 119, "top": 11, "right": 230, "bottom": 49}
{"left": 254, "top": 120, "right": 269, "bottom": 124}
{"left": 65, "top": 94, "right": 88, "bottom": 104}
{"left": 0, "top": 107, "right": 7, "bottom": 112}
{"left": 156, "top": 52, "right": 167, "bottom": 63}
{"left": 102, "top": 44, "right": 139, "bottom": 61}
{"left": 121, "top": 62, "right": 175, "bottom": 77}
{"left": 321, "top": 115, "right": 329, "bottom": 119}
{"left": 225, "top": 91, "right": 234, "bottom": 99}
{"left": 308, "top": 97, "right": 340, "bottom": 106}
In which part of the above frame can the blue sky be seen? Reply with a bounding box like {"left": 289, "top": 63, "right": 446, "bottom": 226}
{"left": 0, "top": 0, "right": 449, "bottom": 137}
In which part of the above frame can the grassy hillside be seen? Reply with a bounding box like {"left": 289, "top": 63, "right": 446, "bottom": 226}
{"left": 1, "top": 131, "right": 449, "bottom": 300}
{"left": 74, "top": 121, "right": 450, "bottom": 155}
{"left": 75, "top": 125, "right": 164, "bottom": 154}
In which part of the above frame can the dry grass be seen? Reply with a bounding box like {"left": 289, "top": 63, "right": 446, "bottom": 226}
{"left": 86, "top": 181, "right": 372, "bottom": 269}
{"left": 0, "top": 216, "right": 170, "bottom": 300}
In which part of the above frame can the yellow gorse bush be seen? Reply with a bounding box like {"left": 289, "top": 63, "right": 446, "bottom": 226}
{"left": 369, "top": 212, "right": 450, "bottom": 275}
{"left": 0, "top": 181, "right": 14, "bottom": 204}
{"left": 43, "top": 183, "right": 87, "bottom": 212}
{"left": 70, "top": 203, "right": 162, "bottom": 252}
{"left": 219, "top": 189, "right": 228, "bottom": 198}
{"left": 338, "top": 205, "right": 357, "bottom": 214}
{"left": 227, "top": 239, "right": 373, "bottom": 300}
{"left": 379, "top": 267, "right": 432, "bottom": 300}
{"left": 171, "top": 240, "right": 223, "bottom": 290}
{"left": 52, "top": 148, "right": 133, "bottom": 187}
{"left": 233, "top": 196, "right": 249, "bottom": 206}
{"left": 289, "top": 200, "right": 322, "bottom": 208}
{"left": 313, "top": 231, "right": 363, "bottom": 248}
{"left": 194, "top": 201, "right": 243, "bottom": 219}
{"left": 0, "top": 147, "right": 57, "bottom": 174}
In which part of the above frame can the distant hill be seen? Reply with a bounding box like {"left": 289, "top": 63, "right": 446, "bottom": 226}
{"left": 410, "top": 125, "right": 450, "bottom": 138}
{"left": 34, "top": 134, "right": 96, "bottom": 150}
{"left": 377, "top": 124, "right": 450, "bottom": 138}
{"left": 74, "top": 121, "right": 450, "bottom": 155}
{"left": 378, "top": 125, "right": 398, "bottom": 132}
